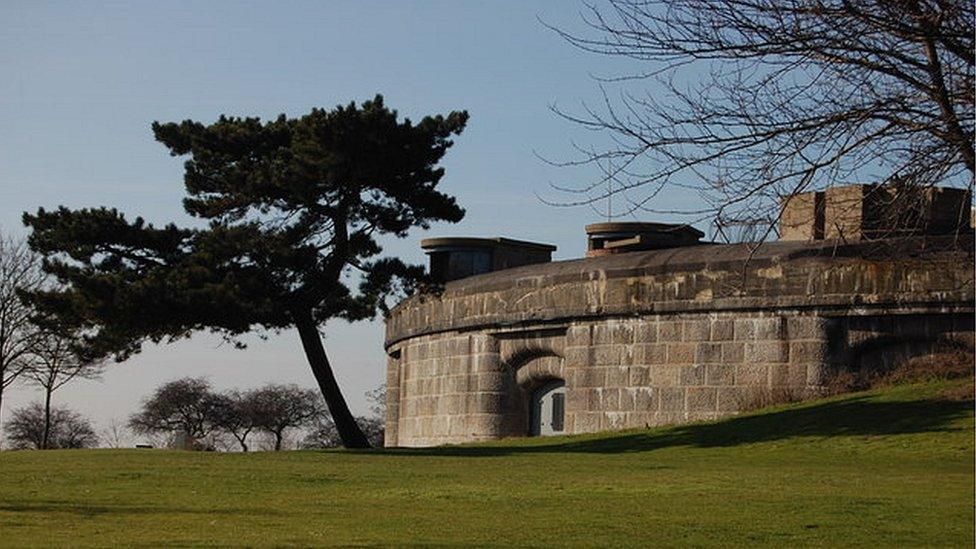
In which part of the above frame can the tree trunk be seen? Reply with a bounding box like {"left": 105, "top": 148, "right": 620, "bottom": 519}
{"left": 42, "top": 387, "right": 52, "bottom": 450}
{"left": 274, "top": 431, "right": 283, "bottom": 452}
{"left": 293, "top": 309, "right": 371, "bottom": 449}
{"left": 0, "top": 386, "right": 5, "bottom": 451}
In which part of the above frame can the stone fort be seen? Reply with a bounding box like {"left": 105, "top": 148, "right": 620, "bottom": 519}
{"left": 383, "top": 185, "right": 974, "bottom": 447}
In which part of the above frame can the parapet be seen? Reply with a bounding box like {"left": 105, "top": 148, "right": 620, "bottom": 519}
{"left": 780, "top": 184, "right": 972, "bottom": 241}
{"left": 421, "top": 237, "right": 556, "bottom": 283}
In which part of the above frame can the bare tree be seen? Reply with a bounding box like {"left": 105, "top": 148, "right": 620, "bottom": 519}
{"left": 4, "top": 402, "right": 98, "bottom": 450}
{"left": 129, "top": 377, "right": 222, "bottom": 448}
{"left": 302, "top": 415, "right": 384, "bottom": 450}
{"left": 0, "top": 234, "right": 46, "bottom": 439}
{"left": 303, "top": 385, "right": 386, "bottom": 449}
{"left": 546, "top": 1, "right": 974, "bottom": 235}
{"left": 211, "top": 389, "right": 261, "bottom": 452}
{"left": 251, "top": 384, "right": 324, "bottom": 451}
{"left": 99, "top": 418, "right": 129, "bottom": 449}
{"left": 25, "top": 331, "right": 104, "bottom": 448}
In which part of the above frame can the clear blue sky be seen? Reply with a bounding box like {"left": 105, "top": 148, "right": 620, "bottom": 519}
{"left": 0, "top": 1, "right": 696, "bottom": 442}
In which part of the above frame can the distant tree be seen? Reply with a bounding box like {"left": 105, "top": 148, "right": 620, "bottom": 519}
{"left": 99, "top": 417, "right": 129, "bottom": 449}
{"left": 251, "top": 384, "right": 324, "bottom": 451}
{"left": 547, "top": 1, "right": 974, "bottom": 237}
{"left": 365, "top": 384, "right": 386, "bottom": 419}
{"left": 303, "top": 384, "right": 386, "bottom": 449}
{"left": 211, "top": 389, "right": 261, "bottom": 452}
{"left": 129, "top": 377, "right": 222, "bottom": 446}
{"left": 301, "top": 415, "right": 343, "bottom": 449}
{"left": 357, "top": 416, "right": 385, "bottom": 448}
{"left": 4, "top": 402, "right": 97, "bottom": 450}
{"left": 24, "top": 330, "right": 104, "bottom": 448}
{"left": 302, "top": 415, "right": 384, "bottom": 449}
{"left": 363, "top": 384, "right": 386, "bottom": 447}
{"left": 0, "top": 234, "right": 46, "bottom": 438}
{"left": 23, "top": 96, "right": 468, "bottom": 448}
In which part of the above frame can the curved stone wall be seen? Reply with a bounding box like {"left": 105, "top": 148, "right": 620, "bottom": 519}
{"left": 383, "top": 237, "right": 974, "bottom": 447}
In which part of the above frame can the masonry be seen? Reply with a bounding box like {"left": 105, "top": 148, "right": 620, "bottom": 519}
{"left": 383, "top": 187, "right": 974, "bottom": 447}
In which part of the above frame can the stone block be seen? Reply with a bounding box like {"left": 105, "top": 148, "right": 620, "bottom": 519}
{"left": 472, "top": 353, "right": 500, "bottom": 372}
{"left": 594, "top": 345, "right": 625, "bottom": 366}
{"left": 563, "top": 413, "right": 576, "bottom": 433}
{"left": 659, "top": 321, "right": 683, "bottom": 342}
{"left": 607, "top": 366, "right": 630, "bottom": 387}
{"left": 736, "top": 363, "right": 768, "bottom": 385}
{"left": 634, "top": 387, "right": 656, "bottom": 410}
{"left": 477, "top": 372, "right": 507, "bottom": 392}
{"left": 635, "top": 343, "right": 667, "bottom": 365}
{"left": 591, "top": 325, "right": 614, "bottom": 345}
{"left": 468, "top": 414, "right": 503, "bottom": 435}
{"left": 706, "top": 364, "right": 735, "bottom": 386}
{"left": 567, "top": 325, "right": 592, "bottom": 347}
{"left": 721, "top": 342, "right": 745, "bottom": 363}
{"left": 439, "top": 395, "right": 462, "bottom": 415}
{"left": 682, "top": 320, "right": 711, "bottom": 341}
{"left": 667, "top": 343, "right": 696, "bottom": 364}
{"left": 660, "top": 387, "right": 685, "bottom": 411}
{"left": 447, "top": 375, "right": 469, "bottom": 393}
{"left": 634, "top": 322, "right": 658, "bottom": 343}
{"left": 687, "top": 387, "right": 717, "bottom": 411}
{"left": 786, "top": 317, "right": 828, "bottom": 340}
{"left": 577, "top": 367, "right": 607, "bottom": 388}
{"left": 789, "top": 341, "right": 827, "bottom": 363}
{"left": 680, "top": 364, "right": 706, "bottom": 386}
{"left": 754, "top": 317, "right": 786, "bottom": 340}
{"left": 611, "top": 323, "right": 635, "bottom": 344}
{"left": 627, "top": 412, "right": 654, "bottom": 428}
{"left": 807, "top": 363, "right": 828, "bottom": 386}
{"left": 575, "top": 412, "right": 602, "bottom": 432}
{"left": 734, "top": 319, "right": 756, "bottom": 340}
{"left": 710, "top": 319, "right": 735, "bottom": 341}
{"left": 619, "top": 388, "right": 636, "bottom": 411}
{"left": 629, "top": 365, "right": 650, "bottom": 386}
{"left": 601, "top": 388, "right": 621, "bottom": 410}
{"left": 432, "top": 416, "right": 450, "bottom": 436}
{"left": 564, "top": 346, "right": 593, "bottom": 367}
{"left": 649, "top": 364, "right": 681, "bottom": 386}
{"left": 448, "top": 416, "right": 468, "bottom": 436}
{"left": 566, "top": 388, "right": 588, "bottom": 410}
{"left": 472, "top": 335, "right": 499, "bottom": 354}
{"left": 744, "top": 341, "right": 789, "bottom": 363}
{"left": 717, "top": 387, "right": 745, "bottom": 411}
{"left": 769, "top": 363, "right": 808, "bottom": 387}
{"left": 604, "top": 412, "right": 629, "bottom": 430}
{"left": 695, "top": 342, "right": 723, "bottom": 364}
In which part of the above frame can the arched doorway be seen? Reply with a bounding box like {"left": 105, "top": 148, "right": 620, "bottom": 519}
{"left": 530, "top": 379, "right": 566, "bottom": 436}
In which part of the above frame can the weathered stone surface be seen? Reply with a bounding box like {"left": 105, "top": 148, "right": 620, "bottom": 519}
{"left": 384, "top": 235, "right": 974, "bottom": 447}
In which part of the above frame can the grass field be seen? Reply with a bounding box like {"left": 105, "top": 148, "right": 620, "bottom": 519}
{"left": 0, "top": 380, "right": 972, "bottom": 547}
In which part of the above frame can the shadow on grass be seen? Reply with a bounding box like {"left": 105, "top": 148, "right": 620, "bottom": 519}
{"left": 383, "top": 394, "right": 973, "bottom": 457}
{"left": 0, "top": 500, "right": 282, "bottom": 517}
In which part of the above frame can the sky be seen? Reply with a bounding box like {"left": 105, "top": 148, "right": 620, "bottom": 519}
{"left": 0, "top": 1, "right": 696, "bottom": 443}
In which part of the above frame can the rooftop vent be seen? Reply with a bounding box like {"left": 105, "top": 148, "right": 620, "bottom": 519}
{"left": 585, "top": 222, "right": 704, "bottom": 257}
{"left": 421, "top": 237, "right": 556, "bottom": 283}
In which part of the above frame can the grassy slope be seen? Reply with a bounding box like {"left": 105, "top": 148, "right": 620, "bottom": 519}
{"left": 0, "top": 381, "right": 972, "bottom": 548}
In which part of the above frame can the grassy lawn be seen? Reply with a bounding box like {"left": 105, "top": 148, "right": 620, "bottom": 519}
{"left": 0, "top": 380, "right": 972, "bottom": 547}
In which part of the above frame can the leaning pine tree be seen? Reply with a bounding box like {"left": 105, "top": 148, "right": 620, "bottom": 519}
{"left": 23, "top": 96, "right": 468, "bottom": 448}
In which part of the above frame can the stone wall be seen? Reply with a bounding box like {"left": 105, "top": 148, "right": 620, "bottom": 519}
{"left": 384, "top": 236, "right": 974, "bottom": 447}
